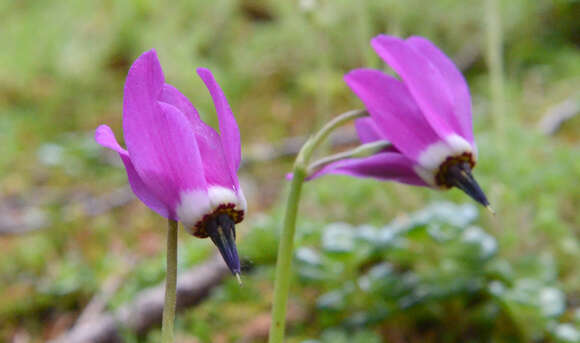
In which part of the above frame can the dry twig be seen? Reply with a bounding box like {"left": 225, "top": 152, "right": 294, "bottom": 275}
{"left": 537, "top": 97, "right": 580, "bottom": 135}
{"left": 50, "top": 255, "right": 229, "bottom": 343}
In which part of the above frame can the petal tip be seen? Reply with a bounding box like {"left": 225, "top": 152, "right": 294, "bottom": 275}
{"left": 95, "top": 124, "right": 126, "bottom": 154}
{"left": 141, "top": 48, "right": 160, "bottom": 60}
{"left": 344, "top": 69, "right": 361, "bottom": 80}
{"left": 95, "top": 124, "right": 112, "bottom": 135}
{"left": 371, "top": 33, "right": 390, "bottom": 41}
{"left": 343, "top": 71, "right": 356, "bottom": 85}
{"left": 196, "top": 67, "right": 212, "bottom": 78}
{"left": 123, "top": 50, "right": 166, "bottom": 123}
{"left": 344, "top": 68, "right": 377, "bottom": 85}
{"left": 406, "top": 35, "right": 427, "bottom": 43}
{"left": 127, "top": 49, "right": 163, "bottom": 79}
{"left": 197, "top": 68, "right": 219, "bottom": 90}
{"left": 132, "top": 49, "right": 161, "bottom": 68}
{"left": 371, "top": 34, "right": 400, "bottom": 47}
{"left": 95, "top": 124, "right": 113, "bottom": 145}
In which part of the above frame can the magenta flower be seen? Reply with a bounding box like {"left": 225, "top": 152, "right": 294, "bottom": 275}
{"left": 311, "top": 35, "right": 490, "bottom": 208}
{"left": 95, "top": 50, "right": 246, "bottom": 275}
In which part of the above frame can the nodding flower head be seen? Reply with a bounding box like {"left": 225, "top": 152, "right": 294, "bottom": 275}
{"left": 95, "top": 50, "right": 246, "bottom": 276}
{"left": 310, "top": 35, "right": 491, "bottom": 209}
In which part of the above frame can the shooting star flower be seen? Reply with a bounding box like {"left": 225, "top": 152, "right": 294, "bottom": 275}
{"left": 311, "top": 35, "right": 491, "bottom": 210}
{"left": 95, "top": 50, "right": 246, "bottom": 276}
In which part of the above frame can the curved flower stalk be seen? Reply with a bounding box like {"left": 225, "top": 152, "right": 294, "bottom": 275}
{"left": 269, "top": 35, "right": 492, "bottom": 343}
{"left": 95, "top": 50, "right": 245, "bottom": 342}
{"left": 309, "top": 35, "right": 491, "bottom": 209}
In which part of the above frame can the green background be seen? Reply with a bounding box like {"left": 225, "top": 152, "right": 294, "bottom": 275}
{"left": 0, "top": 0, "right": 578, "bottom": 342}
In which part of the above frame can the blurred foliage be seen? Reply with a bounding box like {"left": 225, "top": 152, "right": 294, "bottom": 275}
{"left": 1, "top": 0, "right": 579, "bottom": 342}
{"left": 294, "top": 203, "right": 564, "bottom": 342}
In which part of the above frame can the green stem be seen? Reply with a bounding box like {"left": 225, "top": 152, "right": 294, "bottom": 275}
{"left": 268, "top": 166, "right": 306, "bottom": 343}
{"left": 307, "top": 140, "right": 391, "bottom": 176}
{"left": 300, "top": 109, "right": 368, "bottom": 164}
{"left": 268, "top": 109, "right": 368, "bottom": 343}
{"left": 162, "top": 219, "right": 178, "bottom": 343}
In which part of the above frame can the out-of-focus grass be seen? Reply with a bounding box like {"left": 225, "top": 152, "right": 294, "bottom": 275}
{"left": 0, "top": 0, "right": 578, "bottom": 342}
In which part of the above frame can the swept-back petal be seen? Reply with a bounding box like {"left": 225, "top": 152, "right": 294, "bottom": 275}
{"left": 406, "top": 36, "right": 474, "bottom": 143}
{"left": 371, "top": 35, "right": 462, "bottom": 139}
{"left": 197, "top": 68, "right": 241, "bottom": 177}
{"left": 124, "top": 101, "right": 209, "bottom": 215}
{"left": 159, "top": 84, "right": 238, "bottom": 189}
{"left": 122, "top": 50, "right": 165, "bottom": 132}
{"left": 122, "top": 50, "right": 210, "bottom": 214}
{"left": 95, "top": 125, "right": 171, "bottom": 218}
{"left": 308, "top": 151, "right": 427, "bottom": 186}
{"left": 159, "top": 83, "right": 201, "bottom": 121}
{"left": 345, "top": 69, "right": 442, "bottom": 161}
{"left": 354, "top": 117, "right": 385, "bottom": 144}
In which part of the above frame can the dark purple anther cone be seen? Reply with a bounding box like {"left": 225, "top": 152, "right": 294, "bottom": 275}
{"left": 445, "top": 162, "right": 490, "bottom": 208}
{"left": 206, "top": 214, "right": 241, "bottom": 278}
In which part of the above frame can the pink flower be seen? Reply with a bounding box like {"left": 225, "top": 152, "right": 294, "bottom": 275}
{"left": 312, "top": 35, "right": 490, "bottom": 208}
{"left": 95, "top": 50, "right": 246, "bottom": 275}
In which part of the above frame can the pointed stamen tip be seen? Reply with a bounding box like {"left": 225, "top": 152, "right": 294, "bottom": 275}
{"left": 235, "top": 272, "right": 243, "bottom": 286}
{"left": 445, "top": 162, "right": 493, "bottom": 212}
{"left": 206, "top": 215, "right": 242, "bottom": 283}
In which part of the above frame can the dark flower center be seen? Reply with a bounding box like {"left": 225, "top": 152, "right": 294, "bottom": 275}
{"left": 205, "top": 213, "right": 241, "bottom": 276}
{"left": 192, "top": 203, "right": 244, "bottom": 238}
{"left": 435, "top": 152, "right": 476, "bottom": 188}
{"left": 437, "top": 153, "right": 490, "bottom": 208}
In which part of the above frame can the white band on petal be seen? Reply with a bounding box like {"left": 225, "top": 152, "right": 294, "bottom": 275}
{"left": 447, "top": 135, "right": 477, "bottom": 160}
{"left": 176, "top": 190, "right": 212, "bottom": 229}
{"left": 413, "top": 166, "right": 438, "bottom": 187}
{"left": 236, "top": 188, "right": 248, "bottom": 212}
{"left": 178, "top": 186, "right": 247, "bottom": 235}
{"left": 209, "top": 186, "right": 239, "bottom": 208}
{"left": 413, "top": 134, "right": 474, "bottom": 186}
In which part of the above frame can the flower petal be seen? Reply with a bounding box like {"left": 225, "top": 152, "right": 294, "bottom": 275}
{"left": 308, "top": 151, "right": 427, "bottom": 186}
{"left": 354, "top": 117, "right": 384, "bottom": 143}
{"left": 122, "top": 50, "right": 165, "bottom": 127}
{"left": 197, "top": 68, "right": 241, "bottom": 177}
{"left": 95, "top": 125, "right": 171, "bottom": 218}
{"left": 159, "top": 84, "right": 238, "bottom": 189}
{"left": 406, "top": 36, "right": 473, "bottom": 143}
{"left": 345, "top": 68, "right": 442, "bottom": 161}
{"left": 159, "top": 83, "right": 201, "bottom": 121}
{"left": 371, "top": 35, "right": 461, "bottom": 139}
{"left": 123, "top": 51, "right": 209, "bottom": 213}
